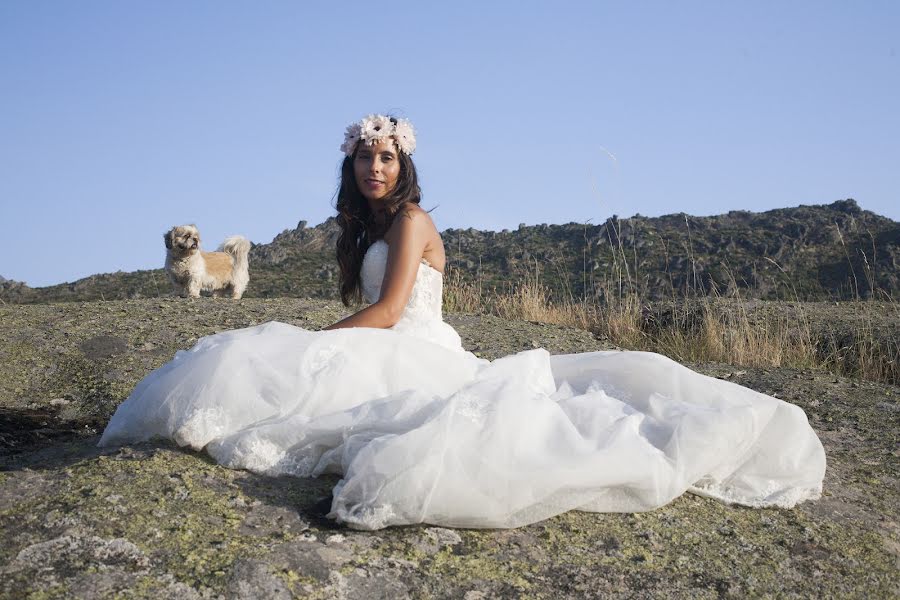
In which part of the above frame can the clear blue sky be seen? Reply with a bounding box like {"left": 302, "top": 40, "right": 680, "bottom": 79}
{"left": 1, "top": 1, "right": 897, "bottom": 287}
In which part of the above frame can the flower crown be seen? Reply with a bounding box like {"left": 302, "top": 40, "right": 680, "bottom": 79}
{"left": 341, "top": 114, "right": 416, "bottom": 157}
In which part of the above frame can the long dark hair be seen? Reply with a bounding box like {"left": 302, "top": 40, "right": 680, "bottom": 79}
{"left": 335, "top": 122, "right": 422, "bottom": 306}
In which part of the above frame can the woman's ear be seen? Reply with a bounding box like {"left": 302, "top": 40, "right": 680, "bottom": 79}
{"left": 164, "top": 230, "right": 174, "bottom": 249}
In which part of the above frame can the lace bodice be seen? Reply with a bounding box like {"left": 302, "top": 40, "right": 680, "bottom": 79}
{"left": 360, "top": 240, "right": 462, "bottom": 350}
{"left": 361, "top": 240, "right": 443, "bottom": 320}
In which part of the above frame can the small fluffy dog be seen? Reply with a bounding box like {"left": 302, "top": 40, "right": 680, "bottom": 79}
{"left": 164, "top": 225, "right": 251, "bottom": 299}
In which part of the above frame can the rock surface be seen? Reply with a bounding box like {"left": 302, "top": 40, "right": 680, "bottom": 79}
{"left": 1, "top": 298, "right": 898, "bottom": 598}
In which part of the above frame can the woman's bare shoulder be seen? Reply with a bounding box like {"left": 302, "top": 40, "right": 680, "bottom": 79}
{"left": 386, "top": 204, "right": 445, "bottom": 270}
{"left": 397, "top": 203, "right": 434, "bottom": 225}
{"left": 387, "top": 204, "right": 439, "bottom": 239}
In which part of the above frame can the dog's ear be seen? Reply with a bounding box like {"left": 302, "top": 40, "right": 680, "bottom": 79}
{"left": 164, "top": 230, "right": 174, "bottom": 249}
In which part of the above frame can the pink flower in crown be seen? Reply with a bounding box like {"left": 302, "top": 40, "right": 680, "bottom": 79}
{"left": 360, "top": 114, "right": 394, "bottom": 146}
{"left": 340, "top": 122, "right": 362, "bottom": 156}
{"left": 392, "top": 118, "right": 416, "bottom": 155}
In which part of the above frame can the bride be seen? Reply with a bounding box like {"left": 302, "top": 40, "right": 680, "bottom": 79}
{"left": 99, "top": 114, "right": 826, "bottom": 530}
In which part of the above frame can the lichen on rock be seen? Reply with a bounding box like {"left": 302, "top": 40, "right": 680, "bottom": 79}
{"left": 1, "top": 299, "right": 898, "bottom": 598}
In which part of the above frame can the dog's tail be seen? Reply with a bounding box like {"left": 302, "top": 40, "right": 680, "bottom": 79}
{"left": 220, "top": 235, "right": 251, "bottom": 298}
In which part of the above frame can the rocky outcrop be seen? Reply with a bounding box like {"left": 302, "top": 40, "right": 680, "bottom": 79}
{"left": 3, "top": 199, "right": 898, "bottom": 303}
{"left": 0, "top": 298, "right": 897, "bottom": 598}
{"left": 441, "top": 199, "right": 899, "bottom": 300}
{"left": 250, "top": 218, "right": 342, "bottom": 265}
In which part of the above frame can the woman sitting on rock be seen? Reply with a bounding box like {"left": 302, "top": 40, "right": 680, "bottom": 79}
{"left": 100, "top": 114, "right": 826, "bottom": 530}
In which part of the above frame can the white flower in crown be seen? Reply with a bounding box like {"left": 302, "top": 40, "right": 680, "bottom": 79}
{"left": 341, "top": 114, "right": 418, "bottom": 156}
{"left": 340, "top": 122, "right": 362, "bottom": 156}
{"left": 392, "top": 118, "right": 416, "bottom": 155}
{"left": 360, "top": 114, "right": 394, "bottom": 146}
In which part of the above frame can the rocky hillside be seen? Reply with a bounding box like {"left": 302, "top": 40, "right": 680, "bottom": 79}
{"left": 438, "top": 198, "right": 898, "bottom": 300}
{"left": 2, "top": 199, "right": 897, "bottom": 303}
{"left": 0, "top": 298, "right": 897, "bottom": 597}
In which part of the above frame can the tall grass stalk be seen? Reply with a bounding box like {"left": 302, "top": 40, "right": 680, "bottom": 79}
{"left": 444, "top": 254, "right": 898, "bottom": 386}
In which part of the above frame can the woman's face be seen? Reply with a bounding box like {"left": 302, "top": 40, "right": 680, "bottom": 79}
{"left": 354, "top": 139, "right": 401, "bottom": 204}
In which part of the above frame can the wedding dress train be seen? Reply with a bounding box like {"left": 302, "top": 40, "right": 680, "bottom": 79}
{"left": 99, "top": 240, "right": 826, "bottom": 529}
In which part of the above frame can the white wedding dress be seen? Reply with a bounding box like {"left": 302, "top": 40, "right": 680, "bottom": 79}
{"left": 99, "top": 240, "right": 826, "bottom": 530}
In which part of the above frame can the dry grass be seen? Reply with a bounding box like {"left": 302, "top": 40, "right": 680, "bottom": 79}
{"left": 818, "top": 317, "right": 900, "bottom": 384}
{"left": 444, "top": 214, "right": 898, "bottom": 384}
{"left": 444, "top": 271, "right": 898, "bottom": 385}
{"left": 648, "top": 299, "right": 819, "bottom": 370}
{"left": 442, "top": 265, "right": 484, "bottom": 315}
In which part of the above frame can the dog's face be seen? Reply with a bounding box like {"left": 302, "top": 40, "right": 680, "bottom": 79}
{"left": 164, "top": 225, "right": 201, "bottom": 256}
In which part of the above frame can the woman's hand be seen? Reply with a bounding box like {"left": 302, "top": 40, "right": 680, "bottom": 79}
{"left": 324, "top": 207, "right": 435, "bottom": 330}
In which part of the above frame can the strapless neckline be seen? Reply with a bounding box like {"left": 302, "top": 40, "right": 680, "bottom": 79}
{"left": 359, "top": 238, "right": 462, "bottom": 351}
{"left": 370, "top": 239, "right": 444, "bottom": 277}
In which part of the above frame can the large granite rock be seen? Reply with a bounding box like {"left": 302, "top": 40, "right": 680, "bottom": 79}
{"left": 0, "top": 299, "right": 897, "bottom": 598}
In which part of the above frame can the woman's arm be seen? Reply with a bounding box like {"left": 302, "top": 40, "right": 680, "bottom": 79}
{"left": 323, "top": 209, "right": 433, "bottom": 330}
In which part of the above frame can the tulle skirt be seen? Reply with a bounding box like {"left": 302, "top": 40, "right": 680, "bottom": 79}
{"left": 99, "top": 321, "right": 825, "bottom": 530}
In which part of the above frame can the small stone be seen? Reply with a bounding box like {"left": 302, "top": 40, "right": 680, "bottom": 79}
{"left": 425, "top": 527, "right": 462, "bottom": 547}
